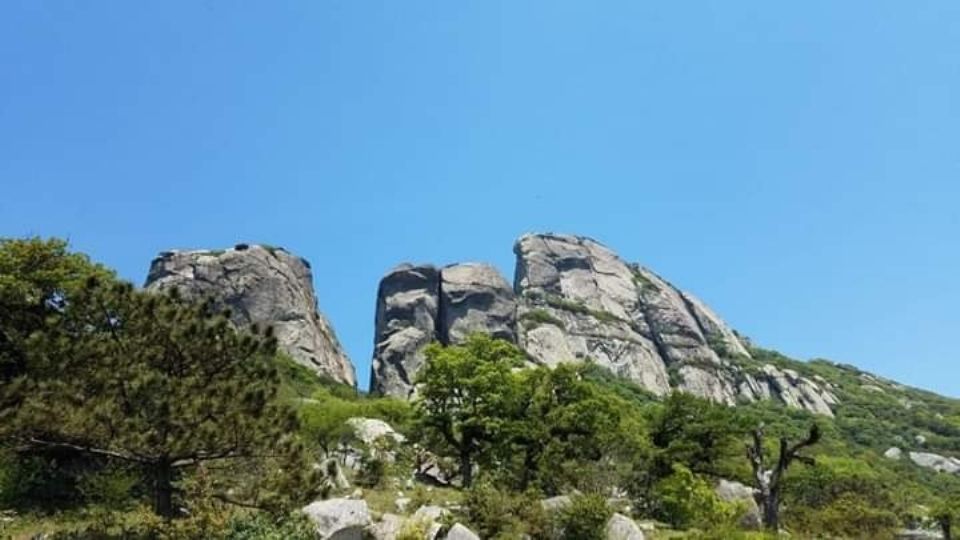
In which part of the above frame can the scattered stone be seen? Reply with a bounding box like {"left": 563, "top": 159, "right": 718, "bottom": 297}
{"left": 605, "top": 513, "right": 646, "bottom": 540}
{"left": 347, "top": 417, "right": 406, "bottom": 446}
{"left": 909, "top": 452, "right": 960, "bottom": 474}
{"left": 367, "top": 513, "right": 404, "bottom": 540}
{"left": 414, "top": 505, "right": 450, "bottom": 522}
{"left": 715, "top": 479, "right": 761, "bottom": 529}
{"left": 540, "top": 495, "right": 573, "bottom": 512}
{"left": 444, "top": 523, "right": 481, "bottom": 540}
{"left": 302, "top": 498, "right": 371, "bottom": 540}
{"left": 885, "top": 447, "right": 903, "bottom": 460}
{"left": 395, "top": 497, "right": 411, "bottom": 513}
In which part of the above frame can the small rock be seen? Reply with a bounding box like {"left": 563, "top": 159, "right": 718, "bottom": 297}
{"left": 915, "top": 434, "right": 928, "bottom": 446}
{"left": 445, "top": 523, "right": 481, "bottom": 540}
{"left": 540, "top": 495, "right": 573, "bottom": 512}
{"left": 414, "top": 505, "right": 449, "bottom": 522}
{"left": 302, "top": 498, "right": 371, "bottom": 540}
{"left": 395, "top": 497, "right": 411, "bottom": 513}
{"left": 367, "top": 513, "right": 404, "bottom": 540}
{"left": 884, "top": 447, "right": 903, "bottom": 460}
{"left": 605, "top": 513, "right": 645, "bottom": 540}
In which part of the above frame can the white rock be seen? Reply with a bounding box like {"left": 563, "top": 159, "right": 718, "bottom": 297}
{"left": 605, "top": 513, "right": 646, "bottom": 540}
{"left": 909, "top": 452, "right": 960, "bottom": 474}
{"left": 302, "top": 498, "right": 371, "bottom": 540}
{"left": 367, "top": 513, "right": 404, "bottom": 540}
{"left": 714, "top": 479, "right": 761, "bottom": 529}
{"left": 884, "top": 447, "right": 903, "bottom": 460}
{"left": 347, "top": 417, "right": 406, "bottom": 446}
{"left": 444, "top": 523, "right": 481, "bottom": 540}
{"left": 540, "top": 495, "right": 573, "bottom": 512}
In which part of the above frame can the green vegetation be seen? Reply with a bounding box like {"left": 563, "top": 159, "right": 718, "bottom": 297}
{"left": 542, "top": 294, "right": 624, "bottom": 323}
{"left": 519, "top": 308, "right": 566, "bottom": 330}
{"left": 3, "top": 236, "right": 960, "bottom": 539}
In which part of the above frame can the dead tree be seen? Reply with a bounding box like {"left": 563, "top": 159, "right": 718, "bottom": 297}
{"left": 746, "top": 423, "right": 821, "bottom": 532}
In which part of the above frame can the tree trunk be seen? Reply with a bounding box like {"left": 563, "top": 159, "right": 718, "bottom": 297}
{"left": 154, "top": 459, "right": 174, "bottom": 518}
{"left": 943, "top": 519, "right": 953, "bottom": 540}
{"left": 761, "top": 488, "right": 780, "bottom": 532}
{"left": 459, "top": 447, "right": 473, "bottom": 488}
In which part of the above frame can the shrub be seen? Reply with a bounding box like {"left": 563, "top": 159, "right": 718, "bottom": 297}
{"left": 554, "top": 494, "right": 612, "bottom": 540}
{"left": 461, "top": 483, "right": 548, "bottom": 539}
{"left": 224, "top": 511, "right": 316, "bottom": 540}
{"left": 652, "top": 464, "right": 741, "bottom": 530}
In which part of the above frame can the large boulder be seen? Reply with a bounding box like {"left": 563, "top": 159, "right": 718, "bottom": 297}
{"left": 302, "top": 498, "right": 372, "bottom": 540}
{"left": 715, "top": 479, "right": 762, "bottom": 529}
{"left": 346, "top": 417, "right": 406, "bottom": 446}
{"left": 444, "top": 523, "right": 480, "bottom": 540}
{"left": 909, "top": 451, "right": 960, "bottom": 474}
{"left": 145, "top": 244, "right": 355, "bottom": 385}
{"left": 605, "top": 513, "right": 646, "bottom": 540}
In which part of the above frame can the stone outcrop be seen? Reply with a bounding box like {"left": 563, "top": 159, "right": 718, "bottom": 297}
{"left": 370, "top": 263, "right": 516, "bottom": 398}
{"left": 369, "top": 233, "right": 840, "bottom": 416}
{"left": 145, "top": 244, "right": 355, "bottom": 385}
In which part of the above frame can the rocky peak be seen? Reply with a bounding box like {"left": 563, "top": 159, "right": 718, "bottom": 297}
{"left": 144, "top": 244, "right": 355, "bottom": 386}
{"left": 369, "top": 233, "right": 839, "bottom": 416}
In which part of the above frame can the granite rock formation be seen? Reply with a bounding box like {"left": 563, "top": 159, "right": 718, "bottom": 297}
{"left": 145, "top": 244, "right": 355, "bottom": 385}
{"left": 370, "top": 233, "right": 839, "bottom": 416}
{"left": 369, "top": 262, "right": 516, "bottom": 398}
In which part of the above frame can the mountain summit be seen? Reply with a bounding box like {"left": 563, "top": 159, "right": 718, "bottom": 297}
{"left": 370, "top": 233, "right": 838, "bottom": 415}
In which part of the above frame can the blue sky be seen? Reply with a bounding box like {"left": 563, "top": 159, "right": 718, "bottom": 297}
{"left": 2, "top": 2, "right": 958, "bottom": 395}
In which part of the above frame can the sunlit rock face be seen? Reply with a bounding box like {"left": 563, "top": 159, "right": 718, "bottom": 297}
{"left": 145, "top": 244, "right": 355, "bottom": 386}
{"left": 369, "top": 233, "right": 838, "bottom": 416}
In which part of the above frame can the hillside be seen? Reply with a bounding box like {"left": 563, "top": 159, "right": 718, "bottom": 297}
{"left": 1, "top": 235, "right": 958, "bottom": 539}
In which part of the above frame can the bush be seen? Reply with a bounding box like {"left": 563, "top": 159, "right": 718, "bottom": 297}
{"left": 224, "top": 511, "right": 316, "bottom": 540}
{"left": 461, "top": 483, "right": 548, "bottom": 539}
{"left": 554, "top": 494, "right": 612, "bottom": 540}
{"left": 652, "top": 464, "right": 741, "bottom": 531}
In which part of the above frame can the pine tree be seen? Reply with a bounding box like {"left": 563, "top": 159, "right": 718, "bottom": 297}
{"left": 4, "top": 271, "right": 308, "bottom": 517}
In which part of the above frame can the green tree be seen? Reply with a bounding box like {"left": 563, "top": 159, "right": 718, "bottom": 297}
{"left": 0, "top": 237, "right": 112, "bottom": 398}
{"left": 746, "top": 423, "right": 820, "bottom": 532}
{"left": 649, "top": 392, "right": 745, "bottom": 481}
{"left": 933, "top": 497, "right": 959, "bottom": 540}
{"left": 783, "top": 456, "right": 901, "bottom": 538}
{"left": 414, "top": 334, "right": 525, "bottom": 488}
{"left": 3, "top": 276, "right": 311, "bottom": 517}
{"left": 507, "top": 363, "right": 648, "bottom": 494}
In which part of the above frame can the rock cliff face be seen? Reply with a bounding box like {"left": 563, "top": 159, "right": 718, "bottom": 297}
{"left": 369, "top": 262, "right": 516, "bottom": 398}
{"left": 370, "top": 233, "right": 839, "bottom": 416}
{"left": 145, "top": 244, "right": 355, "bottom": 386}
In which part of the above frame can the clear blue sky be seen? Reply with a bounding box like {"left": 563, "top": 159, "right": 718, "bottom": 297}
{"left": 2, "top": 2, "right": 958, "bottom": 396}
